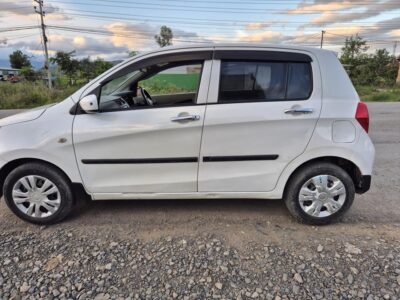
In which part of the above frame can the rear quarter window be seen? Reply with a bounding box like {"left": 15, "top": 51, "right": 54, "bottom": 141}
{"left": 218, "top": 60, "right": 312, "bottom": 103}
{"left": 286, "top": 63, "right": 312, "bottom": 100}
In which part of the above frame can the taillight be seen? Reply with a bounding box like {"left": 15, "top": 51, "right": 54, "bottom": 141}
{"left": 355, "top": 101, "right": 369, "bottom": 133}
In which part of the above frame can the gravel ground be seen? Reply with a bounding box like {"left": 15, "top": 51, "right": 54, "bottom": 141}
{"left": 1, "top": 227, "right": 400, "bottom": 300}
{"left": 1, "top": 103, "right": 400, "bottom": 299}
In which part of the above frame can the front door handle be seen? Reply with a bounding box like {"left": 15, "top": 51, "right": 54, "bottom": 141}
{"left": 284, "top": 107, "right": 314, "bottom": 114}
{"left": 171, "top": 115, "right": 200, "bottom": 122}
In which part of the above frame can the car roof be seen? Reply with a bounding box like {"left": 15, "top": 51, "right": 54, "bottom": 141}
{"left": 140, "top": 43, "right": 333, "bottom": 56}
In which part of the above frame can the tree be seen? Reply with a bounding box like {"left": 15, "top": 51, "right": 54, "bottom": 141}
{"left": 9, "top": 50, "right": 32, "bottom": 69}
{"left": 155, "top": 26, "right": 173, "bottom": 47}
{"left": 340, "top": 36, "right": 398, "bottom": 87}
{"left": 92, "top": 59, "right": 113, "bottom": 77}
{"left": 20, "top": 67, "right": 37, "bottom": 82}
{"left": 128, "top": 50, "right": 138, "bottom": 57}
{"left": 340, "top": 34, "right": 369, "bottom": 64}
{"left": 50, "top": 51, "right": 79, "bottom": 85}
{"left": 340, "top": 35, "right": 369, "bottom": 85}
{"left": 50, "top": 52, "right": 113, "bottom": 85}
{"left": 355, "top": 49, "right": 398, "bottom": 86}
{"left": 78, "top": 57, "right": 113, "bottom": 82}
{"left": 78, "top": 57, "right": 93, "bottom": 82}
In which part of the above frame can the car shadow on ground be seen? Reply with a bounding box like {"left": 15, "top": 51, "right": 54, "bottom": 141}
{"left": 69, "top": 198, "right": 292, "bottom": 225}
{"left": 66, "top": 196, "right": 384, "bottom": 227}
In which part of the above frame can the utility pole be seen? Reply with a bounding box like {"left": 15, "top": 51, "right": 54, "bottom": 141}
{"left": 34, "top": 0, "right": 52, "bottom": 89}
{"left": 393, "top": 41, "right": 398, "bottom": 57}
{"left": 320, "top": 30, "right": 326, "bottom": 49}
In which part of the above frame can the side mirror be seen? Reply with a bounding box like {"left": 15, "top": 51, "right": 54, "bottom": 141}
{"left": 79, "top": 94, "right": 99, "bottom": 113}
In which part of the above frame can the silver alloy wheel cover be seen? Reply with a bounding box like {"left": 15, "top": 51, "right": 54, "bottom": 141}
{"left": 12, "top": 175, "right": 61, "bottom": 218}
{"left": 298, "top": 174, "right": 346, "bottom": 218}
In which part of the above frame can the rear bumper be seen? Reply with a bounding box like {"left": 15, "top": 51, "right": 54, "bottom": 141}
{"left": 355, "top": 175, "right": 371, "bottom": 194}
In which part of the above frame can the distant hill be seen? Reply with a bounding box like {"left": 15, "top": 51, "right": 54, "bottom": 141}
{"left": 0, "top": 58, "right": 44, "bottom": 70}
{"left": 0, "top": 58, "right": 121, "bottom": 70}
{"left": 110, "top": 60, "right": 123, "bottom": 65}
{"left": 0, "top": 59, "right": 10, "bottom": 68}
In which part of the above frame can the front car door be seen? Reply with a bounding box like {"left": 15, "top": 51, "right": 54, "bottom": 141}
{"left": 199, "top": 47, "right": 322, "bottom": 192}
{"left": 73, "top": 50, "right": 212, "bottom": 196}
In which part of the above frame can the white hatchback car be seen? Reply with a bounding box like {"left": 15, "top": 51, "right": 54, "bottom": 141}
{"left": 0, "top": 44, "right": 375, "bottom": 225}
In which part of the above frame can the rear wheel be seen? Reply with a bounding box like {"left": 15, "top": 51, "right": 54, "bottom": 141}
{"left": 284, "top": 162, "right": 355, "bottom": 225}
{"left": 3, "top": 162, "right": 74, "bottom": 225}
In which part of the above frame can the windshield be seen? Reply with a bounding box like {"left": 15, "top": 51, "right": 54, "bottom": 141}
{"left": 101, "top": 70, "right": 141, "bottom": 96}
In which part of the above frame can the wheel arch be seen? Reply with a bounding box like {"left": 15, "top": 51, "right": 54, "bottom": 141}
{"left": 0, "top": 158, "right": 89, "bottom": 201}
{"left": 282, "top": 156, "right": 364, "bottom": 198}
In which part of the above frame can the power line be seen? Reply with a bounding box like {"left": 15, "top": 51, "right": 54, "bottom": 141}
{"left": 48, "top": 0, "right": 400, "bottom": 14}
{"left": 2, "top": 23, "right": 396, "bottom": 44}
{"left": 48, "top": 0, "right": 397, "bottom": 12}
{"left": 77, "top": 0, "right": 394, "bottom": 3}
{"left": 1, "top": 6, "right": 35, "bottom": 11}
{"left": 53, "top": 9, "right": 400, "bottom": 30}
{"left": 0, "top": 26, "right": 40, "bottom": 33}
{"left": 45, "top": 25, "right": 400, "bottom": 46}
{"left": 0, "top": 33, "right": 37, "bottom": 42}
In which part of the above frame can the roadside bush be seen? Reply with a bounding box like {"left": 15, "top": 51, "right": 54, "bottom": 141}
{"left": 355, "top": 85, "right": 400, "bottom": 102}
{"left": 0, "top": 82, "right": 79, "bottom": 109}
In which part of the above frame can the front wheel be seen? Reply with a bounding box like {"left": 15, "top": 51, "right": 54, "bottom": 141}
{"left": 3, "top": 162, "right": 74, "bottom": 225}
{"left": 284, "top": 162, "right": 355, "bottom": 225}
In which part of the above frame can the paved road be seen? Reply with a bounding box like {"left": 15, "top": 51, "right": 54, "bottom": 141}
{"left": 0, "top": 103, "right": 399, "bottom": 227}
{"left": 0, "top": 109, "right": 24, "bottom": 119}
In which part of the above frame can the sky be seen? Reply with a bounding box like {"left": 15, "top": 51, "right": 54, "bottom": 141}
{"left": 0, "top": 0, "right": 399, "bottom": 68}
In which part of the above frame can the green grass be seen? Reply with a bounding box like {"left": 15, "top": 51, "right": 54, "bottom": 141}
{"left": 141, "top": 74, "right": 200, "bottom": 95}
{"left": 355, "top": 85, "right": 400, "bottom": 102}
{"left": 0, "top": 82, "right": 80, "bottom": 109}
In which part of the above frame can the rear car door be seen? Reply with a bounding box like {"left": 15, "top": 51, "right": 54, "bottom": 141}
{"left": 73, "top": 51, "right": 212, "bottom": 195}
{"left": 198, "top": 48, "right": 322, "bottom": 192}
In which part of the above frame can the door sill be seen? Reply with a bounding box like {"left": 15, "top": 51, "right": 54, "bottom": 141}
{"left": 91, "top": 191, "right": 280, "bottom": 200}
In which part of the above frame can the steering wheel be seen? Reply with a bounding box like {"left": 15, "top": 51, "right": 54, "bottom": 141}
{"left": 139, "top": 87, "right": 154, "bottom": 106}
{"left": 117, "top": 97, "right": 130, "bottom": 109}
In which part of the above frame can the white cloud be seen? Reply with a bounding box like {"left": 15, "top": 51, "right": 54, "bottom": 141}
{"left": 389, "top": 29, "right": 400, "bottom": 37}
{"left": 236, "top": 31, "right": 284, "bottom": 43}
{"left": 9, "top": 34, "right": 130, "bottom": 60}
{"left": 106, "top": 22, "right": 155, "bottom": 50}
{"left": 286, "top": 0, "right": 400, "bottom": 27}
{"left": 73, "top": 36, "right": 86, "bottom": 47}
{"left": 0, "top": 2, "right": 71, "bottom": 21}
{"left": 245, "top": 23, "right": 272, "bottom": 31}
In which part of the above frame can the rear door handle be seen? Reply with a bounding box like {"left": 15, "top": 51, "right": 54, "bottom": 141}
{"left": 284, "top": 108, "right": 314, "bottom": 114}
{"left": 171, "top": 115, "right": 200, "bottom": 122}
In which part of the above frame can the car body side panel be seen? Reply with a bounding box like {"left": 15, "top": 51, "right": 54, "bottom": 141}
{"left": 72, "top": 105, "right": 206, "bottom": 193}
{"left": 0, "top": 98, "right": 81, "bottom": 183}
{"left": 270, "top": 51, "right": 375, "bottom": 199}
{"left": 271, "top": 123, "right": 375, "bottom": 199}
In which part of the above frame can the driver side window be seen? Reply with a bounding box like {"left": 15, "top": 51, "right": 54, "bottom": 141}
{"left": 99, "top": 61, "right": 203, "bottom": 112}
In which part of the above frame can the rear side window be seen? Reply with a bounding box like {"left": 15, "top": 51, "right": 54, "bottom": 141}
{"left": 286, "top": 63, "right": 312, "bottom": 100}
{"left": 218, "top": 61, "right": 312, "bottom": 103}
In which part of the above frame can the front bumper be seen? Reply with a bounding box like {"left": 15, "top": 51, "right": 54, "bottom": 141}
{"left": 355, "top": 175, "right": 371, "bottom": 194}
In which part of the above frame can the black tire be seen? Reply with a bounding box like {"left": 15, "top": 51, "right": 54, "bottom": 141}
{"left": 284, "top": 162, "right": 355, "bottom": 225}
{"left": 3, "top": 162, "right": 74, "bottom": 225}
